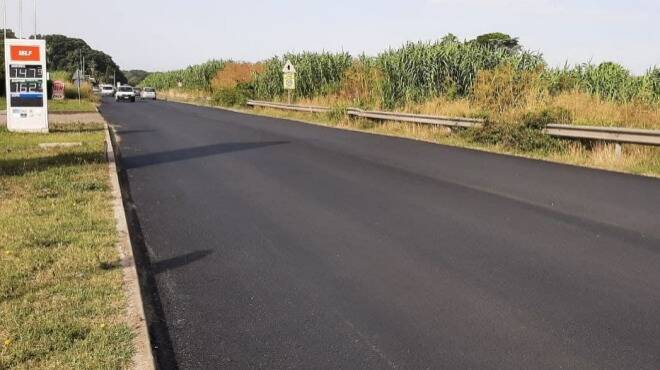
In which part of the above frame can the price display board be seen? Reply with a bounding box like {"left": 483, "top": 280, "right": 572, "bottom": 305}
{"left": 4, "top": 39, "right": 48, "bottom": 132}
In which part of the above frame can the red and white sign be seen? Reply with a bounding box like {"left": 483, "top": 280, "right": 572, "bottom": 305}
{"left": 10, "top": 45, "right": 41, "bottom": 62}
{"left": 4, "top": 38, "right": 48, "bottom": 133}
{"left": 53, "top": 80, "right": 65, "bottom": 100}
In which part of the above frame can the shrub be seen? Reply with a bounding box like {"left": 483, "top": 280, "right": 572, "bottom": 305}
{"left": 64, "top": 82, "right": 93, "bottom": 99}
{"left": 467, "top": 107, "right": 569, "bottom": 152}
{"left": 338, "top": 57, "right": 383, "bottom": 108}
{"left": 49, "top": 70, "right": 71, "bottom": 82}
{"left": 521, "top": 107, "right": 573, "bottom": 129}
{"left": 212, "top": 84, "right": 251, "bottom": 107}
{"left": 467, "top": 120, "right": 562, "bottom": 153}
{"left": 211, "top": 62, "right": 264, "bottom": 91}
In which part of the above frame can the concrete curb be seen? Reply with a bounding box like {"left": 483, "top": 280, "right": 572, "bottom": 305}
{"left": 104, "top": 121, "right": 156, "bottom": 370}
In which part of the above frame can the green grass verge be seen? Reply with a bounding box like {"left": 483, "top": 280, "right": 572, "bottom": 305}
{"left": 48, "top": 100, "right": 98, "bottom": 113}
{"left": 0, "top": 99, "right": 98, "bottom": 113}
{"left": 0, "top": 124, "right": 133, "bottom": 369}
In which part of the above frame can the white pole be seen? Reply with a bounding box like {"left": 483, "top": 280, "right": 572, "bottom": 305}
{"left": 2, "top": 0, "right": 5, "bottom": 39}
{"left": 33, "top": 0, "right": 36, "bottom": 38}
{"left": 18, "top": 0, "right": 22, "bottom": 39}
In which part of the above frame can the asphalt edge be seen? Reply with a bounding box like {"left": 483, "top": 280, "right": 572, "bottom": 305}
{"left": 103, "top": 117, "right": 156, "bottom": 370}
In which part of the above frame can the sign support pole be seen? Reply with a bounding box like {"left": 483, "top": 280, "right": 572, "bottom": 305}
{"left": 18, "top": 0, "right": 22, "bottom": 38}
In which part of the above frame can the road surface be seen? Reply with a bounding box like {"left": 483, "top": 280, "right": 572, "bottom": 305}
{"left": 101, "top": 99, "right": 660, "bottom": 369}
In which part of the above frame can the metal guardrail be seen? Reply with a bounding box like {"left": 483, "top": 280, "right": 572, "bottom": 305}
{"left": 247, "top": 100, "right": 660, "bottom": 146}
{"left": 346, "top": 108, "right": 484, "bottom": 128}
{"left": 247, "top": 100, "right": 330, "bottom": 114}
{"left": 544, "top": 124, "right": 660, "bottom": 146}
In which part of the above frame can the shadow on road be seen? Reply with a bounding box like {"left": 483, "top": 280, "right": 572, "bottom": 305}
{"left": 122, "top": 141, "right": 289, "bottom": 169}
{"left": 152, "top": 250, "right": 214, "bottom": 275}
{"left": 114, "top": 129, "right": 157, "bottom": 136}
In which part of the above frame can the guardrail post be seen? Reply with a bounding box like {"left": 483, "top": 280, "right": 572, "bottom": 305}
{"left": 615, "top": 143, "right": 622, "bottom": 158}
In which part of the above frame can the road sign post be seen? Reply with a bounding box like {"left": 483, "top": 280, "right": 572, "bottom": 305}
{"left": 282, "top": 60, "right": 296, "bottom": 105}
{"left": 4, "top": 38, "right": 48, "bottom": 133}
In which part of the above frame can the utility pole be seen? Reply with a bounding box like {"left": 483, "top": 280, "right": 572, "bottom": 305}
{"left": 33, "top": 0, "right": 36, "bottom": 38}
{"left": 113, "top": 70, "right": 116, "bottom": 87}
{"left": 18, "top": 0, "right": 22, "bottom": 38}
{"left": 77, "top": 50, "right": 81, "bottom": 103}
{"left": 3, "top": 0, "right": 6, "bottom": 39}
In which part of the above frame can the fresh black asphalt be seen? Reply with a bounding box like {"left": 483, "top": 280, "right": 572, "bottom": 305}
{"left": 101, "top": 99, "right": 660, "bottom": 369}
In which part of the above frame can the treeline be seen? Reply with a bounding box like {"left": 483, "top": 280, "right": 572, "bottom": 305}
{"left": 0, "top": 30, "right": 127, "bottom": 92}
{"left": 44, "top": 34, "right": 127, "bottom": 84}
{"left": 123, "top": 70, "right": 151, "bottom": 86}
{"left": 143, "top": 33, "right": 660, "bottom": 109}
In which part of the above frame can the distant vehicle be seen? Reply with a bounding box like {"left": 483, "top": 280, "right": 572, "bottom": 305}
{"left": 141, "top": 87, "right": 157, "bottom": 100}
{"left": 133, "top": 87, "right": 142, "bottom": 100}
{"left": 92, "top": 85, "right": 101, "bottom": 94}
{"left": 100, "top": 84, "right": 115, "bottom": 97}
{"left": 115, "top": 86, "right": 136, "bottom": 102}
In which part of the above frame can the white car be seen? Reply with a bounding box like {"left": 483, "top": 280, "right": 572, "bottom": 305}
{"left": 141, "top": 87, "right": 157, "bottom": 100}
{"left": 115, "top": 86, "right": 136, "bottom": 102}
{"left": 100, "top": 84, "right": 115, "bottom": 97}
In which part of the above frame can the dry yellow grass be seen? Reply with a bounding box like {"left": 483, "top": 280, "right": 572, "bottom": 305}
{"left": 159, "top": 89, "right": 211, "bottom": 104}
{"left": 292, "top": 89, "right": 660, "bottom": 131}
{"left": 550, "top": 91, "right": 660, "bottom": 129}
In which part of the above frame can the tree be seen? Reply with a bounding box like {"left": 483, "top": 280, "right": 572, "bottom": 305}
{"left": 473, "top": 32, "right": 520, "bottom": 51}
{"left": 124, "top": 70, "right": 151, "bottom": 86}
{"left": 440, "top": 33, "right": 460, "bottom": 45}
{"left": 43, "top": 34, "right": 127, "bottom": 84}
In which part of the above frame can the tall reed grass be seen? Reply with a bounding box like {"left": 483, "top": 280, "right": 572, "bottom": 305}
{"left": 140, "top": 60, "right": 226, "bottom": 91}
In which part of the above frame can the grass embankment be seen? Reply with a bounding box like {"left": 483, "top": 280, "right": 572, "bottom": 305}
{"left": 0, "top": 99, "right": 97, "bottom": 113}
{"left": 0, "top": 124, "right": 133, "bottom": 368}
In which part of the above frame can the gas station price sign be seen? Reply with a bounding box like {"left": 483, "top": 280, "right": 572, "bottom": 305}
{"left": 4, "top": 39, "right": 48, "bottom": 132}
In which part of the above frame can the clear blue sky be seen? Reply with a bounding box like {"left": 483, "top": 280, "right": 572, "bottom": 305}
{"left": 7, "top": 0, "right": 659, "bottom": 74}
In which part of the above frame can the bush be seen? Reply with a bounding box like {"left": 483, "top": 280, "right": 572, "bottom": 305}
{"left": 468, "top": 108, "right": 569, "bottom": 152}
{"left": 521, "top": 107, "right": 572, "bottom": 129}
{"left": 468, "top": 120, "right": 562, "bottom": 153}
{"left": 211, "top": 62, "right": 264, "bottom": 91}
{"left": 64, "top": 82, "right": 93, "bottom": 99}
{"left": 212, "top": 85, "right": 251, "bottom": 107}
{"left": 338, "top": 57, "right": 383, "bottom": 108}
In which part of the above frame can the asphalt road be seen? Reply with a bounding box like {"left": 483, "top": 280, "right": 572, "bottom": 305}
{"left": 101, "top": 98, "right": 660, "bottom": 369}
